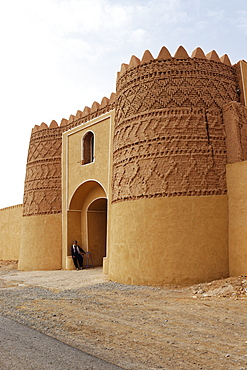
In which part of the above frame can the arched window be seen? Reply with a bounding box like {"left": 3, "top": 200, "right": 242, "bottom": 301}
{"left": 82, "top": 131, "right": 94, "bottom": 165}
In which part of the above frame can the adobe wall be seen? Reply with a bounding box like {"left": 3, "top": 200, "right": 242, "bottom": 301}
{"left": 235, "top": 60, "right": 247, "bottom": 106}
{"left": 224, "top": 101, "right": 247, "bottom": 277}
{"left": 224, "top": 101, "right": 247, "bottom": 163}
{"left": 227, "top": 161, "right": 247, "bottom": 277}
{"left": 0, "top": 204, "right": 23, "bottom": 260}
{"left": 18, "top": 213, "right": 62, "bottom": 270}
{"left": 109, "top": 196, "right": 228, "bottom": 285}
{"left": 109, "top": 46, "right": 239, "bottom": 285}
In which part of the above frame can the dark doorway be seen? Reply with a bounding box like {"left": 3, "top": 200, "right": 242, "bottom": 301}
{"left": 87, "top": 198, "right": 107, "bottom": 266}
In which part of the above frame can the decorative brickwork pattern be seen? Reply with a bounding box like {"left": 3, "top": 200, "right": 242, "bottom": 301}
{"left": 234, "top": 61, "right": 247, "bottom": 107}
{"left": 224, "top": 101, "right": 247, "bottom": 163}
{"left": 112, "top": 47, "right": 239, "bottom": 203}
{"left": 23, "top": 45, "right": 243, "bottom": 214}
{"left": 23, "top": 128, "right": 63, "bottom": 216}
{"left": 23, "top": 95, "right": 115, "bottom": 216}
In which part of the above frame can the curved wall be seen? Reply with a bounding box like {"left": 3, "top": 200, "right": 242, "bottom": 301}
{"left": 110, "top": 47, "right": 238, "bottom": 285}
{"left": 23, "top": 127, "right": 63, "bottom": 216}
{"left": 109, "top": 196, "right": 228, "bottom": 285}
{"left": 113, "top": 49, "right": 238, "bottom": 201}
{"left": 18, "top": 127, "right": 63, "bottom": 270}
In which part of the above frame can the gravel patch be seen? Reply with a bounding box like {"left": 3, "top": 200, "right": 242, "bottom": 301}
{"left": 1, "top": 261, "right": 247, "bottom": 370}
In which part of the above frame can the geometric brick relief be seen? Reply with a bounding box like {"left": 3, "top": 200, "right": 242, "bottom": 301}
{"left": 223, "top": 101, "right": 247, "bottom": 164}
{"left": 23, "top": 132, "right": 62, "bottom": 216}
{"left": 112, "top": 109, "right": 227, "bottom": 202}
{"left": 112, "top": 47, "right": 239, "bottom": 203}
{"left": 23, "top": 187, "right": 61, "bottom": 216}
{"left": 115, "top": 58, "right": 238, "bottom": 126}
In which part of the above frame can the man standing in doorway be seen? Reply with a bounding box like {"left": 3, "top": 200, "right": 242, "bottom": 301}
{"left": 71, "top": 241, "right": 85, "bottom": 270}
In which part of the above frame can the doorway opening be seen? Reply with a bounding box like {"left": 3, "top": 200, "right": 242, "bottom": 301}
{"left": 87, "top": 198, "right": 107, "bottom": 267}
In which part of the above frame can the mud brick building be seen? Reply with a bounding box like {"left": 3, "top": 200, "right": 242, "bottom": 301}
{"left": 1, "top": 46, "right": 247, "bottom": 285}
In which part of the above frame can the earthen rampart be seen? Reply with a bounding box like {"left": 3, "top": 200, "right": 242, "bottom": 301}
{"left": 0, "top": 204, "right": 23, "bottom": 260}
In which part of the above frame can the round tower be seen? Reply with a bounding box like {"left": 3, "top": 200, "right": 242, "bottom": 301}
{"left": 108, "top": 46, "right": 239, "bottom": 285}
{"left": 18, "top": 123, "right": 63, "bottom": 270}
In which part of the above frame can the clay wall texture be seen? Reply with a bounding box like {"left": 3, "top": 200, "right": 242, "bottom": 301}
{"left": 0, "top": 204, "right": 23, "bottom": 260}
{"left": 23, "top": 127, "right": 63, "bottom": 216}
{"left": 18, "top": 213, "right": 62, "bottom": 270}
{"left": 224, "top": 101, "right": 247, "bottom": 163}
{"left": 112, "top": 47, "right": 239, "bottom": 203}
{"left": 235, "top": 60, "right": 247, "bottom": 106}
{"left": 109, "top": 195, "right": 228, "bottom": 285}
{"left": 227, "top": 161, "right": 247, "bottom": 276}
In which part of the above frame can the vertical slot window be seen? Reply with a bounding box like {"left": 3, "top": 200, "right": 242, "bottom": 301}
{"left": 82, "top": 131, "right": 94, "bottom": 165}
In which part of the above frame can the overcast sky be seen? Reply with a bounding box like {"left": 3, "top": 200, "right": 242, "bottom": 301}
{"left": 0, "top": 0, "right": 246, "bottom": 209}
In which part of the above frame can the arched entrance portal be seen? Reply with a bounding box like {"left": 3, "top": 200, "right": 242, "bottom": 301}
{"left": 67, "top": 181, "right": 107, "bottom": 268}
{"left": 87, "top": 198, "right": 107, "bottom": 266}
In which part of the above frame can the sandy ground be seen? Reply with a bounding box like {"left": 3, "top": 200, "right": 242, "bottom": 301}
{"left": 0, "top": 261, "right": 247, "bottom": 369}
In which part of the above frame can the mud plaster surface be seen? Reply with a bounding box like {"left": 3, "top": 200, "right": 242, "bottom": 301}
{"left": 0, "top": 261, "right": 247, "bottom": 370}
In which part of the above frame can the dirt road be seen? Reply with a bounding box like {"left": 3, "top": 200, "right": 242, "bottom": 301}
{"left": 0, "top": 261, "right": 247, "bottom": 369}
{"left": 0, "top": 316, "right": 123, "bottom": 370}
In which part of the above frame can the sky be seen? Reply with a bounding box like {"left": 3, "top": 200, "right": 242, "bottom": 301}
{"left": 0, "top": 0, "right": 246, "bottom": 209}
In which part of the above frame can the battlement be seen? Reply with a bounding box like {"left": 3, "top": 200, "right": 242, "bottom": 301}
{"left": 117, "top": 46, "right": 232, "bottom": 81}
{"left": 31, "top": 46, "right": 236, "bottom": 135}
{"left": 0, "top": 204, "right": 23, "bottom": 212}
{"left": 32, "top": 92, "right": 116, "bottom": 134}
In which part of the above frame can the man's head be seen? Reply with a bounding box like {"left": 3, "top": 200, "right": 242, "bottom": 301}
{"left": 74, "top": 240, "right": 77, "bottom": 244}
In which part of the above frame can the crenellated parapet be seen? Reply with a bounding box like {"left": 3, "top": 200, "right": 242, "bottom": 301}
{"left": 23, "top": 93, "right": 115, "bottom": 216}
{"left": 31, "top": 93, "right": 115, "bottom": 135}
{"left": 0, "top": 204, "right": 23, "bottom": 211}
{"left": 116, "top": 46, "right": 232, "bottom": 81}
{"left": 112, "top": 46, "right": 240, "bottom": 203}
{"left": 115, "top": 46, "right": 236, "bottom": 117}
